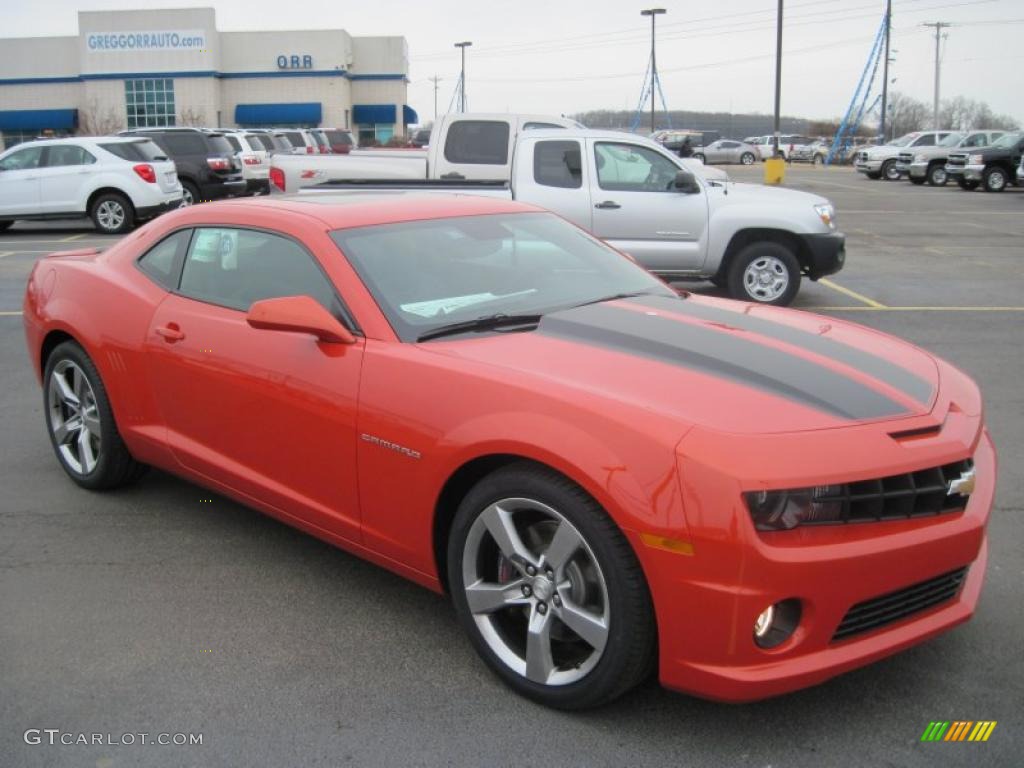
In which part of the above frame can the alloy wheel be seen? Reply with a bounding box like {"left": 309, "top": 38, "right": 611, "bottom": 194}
{"left": 47, "top": 360, "right": 102, "bottom": 475}
{"left": 743, "top": 255, "right": 790, "bottom": 302}
{"left": 95, "top": 200, "right": 125, "bottom": 232}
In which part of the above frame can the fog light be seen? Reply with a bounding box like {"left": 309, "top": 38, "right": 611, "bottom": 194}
{"left": 753, "top": 599, "right": 802, "bottom": 649}
{"left": 754, "top": 605, "right": 775, "bottom": 638}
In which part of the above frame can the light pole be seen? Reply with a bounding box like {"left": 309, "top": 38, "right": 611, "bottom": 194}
{"left": 879, "top": 0, "right": 892, "bottom": 143}
{"left": 772, "top": 0, "right": 783, "bottom": 157}
{"left": 640, "top": 8, "right": 666, "bottom": 134}
{"left": 454, "top": 41, "right": 472, "bottom": 113}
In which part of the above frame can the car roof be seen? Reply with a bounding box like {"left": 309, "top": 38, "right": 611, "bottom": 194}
{"left": 1, "top": 135, "right": 151, "bottom": 148}
{"left": 196, "top": 192, "right": 543, "bottom": 230}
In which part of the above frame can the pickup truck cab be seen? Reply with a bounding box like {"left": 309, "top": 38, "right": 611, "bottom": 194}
{"left": 896, "top": 131, "right": 1004, "bottom": 186}
{"left": 299, "top": 128, "right": 845, "bottom": 306}
{"left": 945, "top": 131, "right": 1024, "bottom": 192}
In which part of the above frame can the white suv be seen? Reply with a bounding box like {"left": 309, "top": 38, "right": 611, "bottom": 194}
{"left": 0, "top": 137, "right": 182, "bottom": 234}
{"left": 216, "top": 129, "right": 270, "bottom": 195}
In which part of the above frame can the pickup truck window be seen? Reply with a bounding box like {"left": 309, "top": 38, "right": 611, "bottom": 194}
{"left": 594, "top": 142, "right": 678, "bottom": 193}
{"left": 912, "top": 135, "right": 937, "bottom": 147}
{"left": 533, "top": 140, "right": 582, "bottom": 189}
{"left": 444, "top": 121, "right": 510, "bottom": 165}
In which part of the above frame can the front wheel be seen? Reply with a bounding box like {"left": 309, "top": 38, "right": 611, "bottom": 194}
{"left": 89, "top": 192, "right": 134, "bottom": 234}
{"left": 909, "top": 176, "right": 927, "bottom": 185}
{"left": 927, "top": 164, "right": 948, "bottom": 186}
{"left": 180, "top": 180, "right": 200, "bottom": 207}
{"left": 881, "top": 159, "right": 900, "bottom": 181}
{"left": 448, "top": 463, "right": 655, "bottom": 710}
{"left": 958, "top": 178, "right": 979, "bottom": 191}
{"left": 693, "top": 153, "right": 705, "bottom": 163}
{"left": 865, "top": 171, "right": 882, "bottom": 180}
{"left": 727, "top": 241, "right": 801, "bottom": 306}
{"left": 983, "top": 167, "right": 1007, "bottom": 192}
{"left": 740, "top": 152, "right": 755, "bottom": 165}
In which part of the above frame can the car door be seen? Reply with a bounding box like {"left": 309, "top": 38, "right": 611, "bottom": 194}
{"left": 37, "top": 144, "right": 98, "bottom": 213}
{"left": 0, "top": 145, "right": 44, "bottom": 216}
{"left": 588, "top": 139, "right": 709, "bottom": 274}
{"left": 143, "top": 225, "right": 364, "bottom": 541}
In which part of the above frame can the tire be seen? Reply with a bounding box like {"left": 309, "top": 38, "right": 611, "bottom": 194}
{"left": 881, "top": 159, "right": 900, "bottom": 181}
{"left": 812, "top": 154, "right": 823, "bottom": 166}
{"left": 448, "top": 462, "right": 656, "bottom": 710}
{"left": 740, "top": 152, "right": 755, "bottom": 165}
{"left": 693, "top": 153, "right": 705, "bottom": 163}
{"left": 865, "top": 171, "right": 882, "bottom": 180}
{"left": 958, "top": 178, "right": 979, "bottom": 191}
{"left": 0, "top": 220, "right": 12, "bottom": 231}
{"left": 726, "top": 241, "right": 801, "bottom": 306}
{"left": 909, "top": 177, "right": 926, "bottom": 186}
{"left": 88, "top": 192, "right": 134, "bottom": 234}
{"left": 180, "top": 180, "right": 200, "bottom": 207}
{"left": 43, "top": 341, "right": 147, "bottom": 490}
{"left": 982, "top": 167, "right": 1007, "bottom": 193}
{"left": 927, "top": 164, "right": 948, "bottom": 186}
{"left": 710, "top": 274, "right": 728, "bottom": 290}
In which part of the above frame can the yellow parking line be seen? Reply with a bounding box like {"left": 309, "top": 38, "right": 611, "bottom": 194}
{"left": 60, "top": 233, "right": 86, "bottom": 242}
{"left": 805, "top": 306, "right": 1024, "bottom": 311}
{"left": 0, "top": 310, "right": 24, "bottom": 316}
{"left": 818, "top": 278, "right": 887, "bottom": 308}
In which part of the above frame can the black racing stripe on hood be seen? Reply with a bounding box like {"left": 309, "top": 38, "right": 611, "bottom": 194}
{"left": 632, "top": 295, "right": 934, "bottom": 405}
{"left": 539, "top": 301, "right": 910, "bottom": 420}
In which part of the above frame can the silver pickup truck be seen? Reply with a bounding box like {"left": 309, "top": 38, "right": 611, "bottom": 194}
{"left": 294, "top": 128, "right": 845, "bottom": 306}
{"left": 896, "top": 130, "right": 1005, "bottom": 186}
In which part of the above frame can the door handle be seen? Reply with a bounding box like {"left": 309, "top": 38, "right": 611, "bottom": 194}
{"left": 440, "top": 172, "right": 465, "bottom": 180}
{"left": 155, "top": 324, "right": 185, "bottom": 342}
{"left": 595, "top": 201, "right": 621, "bottom": 210}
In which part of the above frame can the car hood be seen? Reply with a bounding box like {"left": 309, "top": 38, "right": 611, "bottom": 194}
{"left": 718, "top": 182, "right": 829, "bottom": 208}
{"left": 421, "top": 294, "right": 940, "bottom": 435}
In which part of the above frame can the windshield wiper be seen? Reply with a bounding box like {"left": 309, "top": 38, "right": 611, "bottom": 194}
{"left": 416, "top": 313, "right": 543, "bottom": 342}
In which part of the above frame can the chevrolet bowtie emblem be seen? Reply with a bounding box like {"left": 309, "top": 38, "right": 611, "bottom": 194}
{"left": 947, "top": 467, "right": 976, "bottom": 497}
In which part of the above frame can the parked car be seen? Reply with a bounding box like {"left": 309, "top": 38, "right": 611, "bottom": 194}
{"left": 945, "top": 131, "right": 1024, "bottom": 192}
{"left": 282, "top": 121, "right": 844, "bottom": 306}
{"left": 790, "top": 140, "right": 829, "bottom": 165}
{"left": 308, "top": 129, "right": 333, "bottom": 155}
{"left": 653, "top": 130, "right": 719, "bottom": 154}
{"left": 0, "top": 136, "right": 181, "bottom": 234}
{"left": 216, "top": 129, "right": 271, "bottom": 196}
{"left": 120, "top": 127, "right": 245, "bottom": 205}
{"left": 897, "top": 131, "right": 1004, "bottom": 186}
{"left": 692, "top": 140, "right": 758, "bottom": 165}
{"left": 854, "top": 131, "right": 954, "bottom": 181}
{"left": 750, "top": 135, "right": 813, "bottom": 161}
{"left": 23, "top": 193, "right": 994, "bottom": 709}
{"left": 246, "top": 130, "right": 296, "bottom": 156}
{"left": 278, "top": 129, "right": 318, "bottom": 155}
{"left": 410, "top": 128, "right": 431, "bottom": 148}
{"left": 322, "top": 129, "right": 355, "bottom": 154}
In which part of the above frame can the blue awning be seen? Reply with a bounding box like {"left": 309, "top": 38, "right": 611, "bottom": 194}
{"left": 0, "top": 108, "right": 78, "bottom": 131}
{"left": 352, "top": 104, "right": 396, "bottom": 125}
{"left": 234, "top": 102, "right": 321, "bottom": 126}
{"left": 402, "top": 105, "right": 419, "bottom": 125}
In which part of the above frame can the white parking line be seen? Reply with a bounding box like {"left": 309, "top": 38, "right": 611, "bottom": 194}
{"left": 0, "top": 310, "right": 24, "bottom": 316}
{"left": 60, "top": 233, "right": 87, "bottom": 242}
{"left": 0, "top": 251, "right": 14, "bottom": 259}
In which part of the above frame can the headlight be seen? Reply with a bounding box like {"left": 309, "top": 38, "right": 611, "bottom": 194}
{"left": 814, "top": 203, "right": 836, "bottom": 229}
{"left": 914, "top": 153, "right": 927, "bottom": 163}
{"left": 745, "top": 485, "right": 845, "bottom": 530}
{"left": 968, "top": 154, "right": 984, "bottom": 165}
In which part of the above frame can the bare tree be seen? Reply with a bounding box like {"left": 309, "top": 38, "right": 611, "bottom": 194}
{"left": 178, "top": 107, "right": 207, "bottom": 127}
{"left": 77, "top": 98, "right": 123, "bottom": 136}
{"left": 885, "top": 93, "right": 930, "bottom": 138}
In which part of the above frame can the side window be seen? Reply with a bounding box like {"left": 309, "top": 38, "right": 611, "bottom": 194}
{"left": 443, "top": 121, "right": 510, "bottom": 165}
{"left": 594, "top": 142, "right": 679, "bottom": 192}
{"left": 137, "top": 230, "right": 191, "bottom": 290}
{"left": 178, "top": 227, "right": 342, "bottom": 316}
{"left": 224, "top": 135, "right": 241, "bottom": 152}
{"left": 913, "top": 135, "right": 936, "bottom": 147}
{"left": 45, "top": 145, "right": 96, "bottom": 167}
{"left": 721, "top": 141, "right": 740, "bottom": 148}
{"left": 533, "top": 140, "right": 582, "bottom": 189}
{"left": 0, "top": 146, "right": 43, "bottom": 171}
{"left": 162, "top": 133, "right": 206, "bottom": 155}
{"left": 963, "top": 134, "right": 985, "bottom": 148}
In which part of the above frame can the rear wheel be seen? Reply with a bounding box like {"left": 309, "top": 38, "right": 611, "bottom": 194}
{"left": 958, "top": 178, "right": 979, "bottom": 191}
{"left": 693, "top": 153, "right": 705, "bottom": 163}
{"left": 740, "top": 152, "right": 755, "bottom": 165}
{"left": 448, "top": 463, "right": 655, "bottom": 710}
{"left": 89, "top": 193, "right": 134, "bottom": 234}
{"left": 43, "top": 341, "right": 146, "bottom": 489}
{"left": 983, "top": 167, "right": 1007, "bottom": 193}
{"left": 927, "top": 163, "right": 948, "bottom": 186}
{"left": 865, "top": 171, "right": 882, "bottom": 180}
{"left": 727, "top": 241, "right": 801, "bottom": 306}
{"left": 180, "top": 180, "right": 200, "bottom": 207}
{"left": 909, "top": 176, "right": 926, "bottom": 186}
{"left": 881, "top": 159, "right": 900, "bottom": 181}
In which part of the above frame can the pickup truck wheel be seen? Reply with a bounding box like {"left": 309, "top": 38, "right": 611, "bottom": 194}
{"left": 865, "top": 171, "right": 881, "bottom": 180}
{"left": 927, "top": 164, "right": 948, "bottom": 186}
{"left": 728, "top": 242, "right": 801, "bottom": 306}
{"left": 89, "top": 193, "right": 134, "bottom": 235}
{"left": 982, "top": 167, "right": 1007, "bottom": 192}
{"left": 958, "top": 179, "right": 979, "bottom": 191}
{"left": 740, "top": 152, "right": 756, "bottom": 165}
{"left": 448, "top": 463, "right": 655, "bottom": 710}
{"left": 693, "top": 153, "right": 705, "bottom": 163}
{"left": 812, "top": 154, "right": 823, "bottom": 166}
{"left": 909, "top": 177, "right": 926, "bottom": 185}
{"left": 881, "top": 159, "right": 900, "bottom": 181}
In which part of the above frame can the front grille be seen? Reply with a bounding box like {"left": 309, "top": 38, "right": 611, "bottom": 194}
{"left": 947, "top": 153, "right": 967, "bottom": 167}
{"left": 808, "top": 458, "right": 973, "bottom": 524}
{"left": 857, "top": 151, "right": 869, "bottom": 162}
{"left": 832, "top": 567, "right": 968, "bottom": 642}
{"left": 898, "top": 152, "right": 913, "bottom": 163}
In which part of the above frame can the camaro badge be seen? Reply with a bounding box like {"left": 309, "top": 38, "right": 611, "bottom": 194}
{"left": 947, "top": 468, "right": 976, "bottom": 497}
{"left": 360, "top": 433, "right": 421, "bottom": 460}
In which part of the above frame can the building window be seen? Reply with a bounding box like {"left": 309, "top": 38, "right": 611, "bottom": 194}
{"left": 2, "top": 130, "right": 71, "bottom": 150}
{"left": 125, "top": 78, "right": 176, "bottom": 129}
{"left": 357, "top": 124, "right": 394, "bottom": 145}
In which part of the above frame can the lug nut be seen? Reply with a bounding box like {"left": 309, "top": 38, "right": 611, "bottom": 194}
{"left": 545, "top": 568, "right": 554, "bottom": 579}
{"left": 526, "top": 565, "right": 537, "bottom": 576}
{"left": 522, "top": 585, "right": 532, "bottom": 597}
{"left": 553, "top": 594, "right": 561, "bottom": 606}
{"left": 537, "top": 602, "right": 547, "bottom": 615}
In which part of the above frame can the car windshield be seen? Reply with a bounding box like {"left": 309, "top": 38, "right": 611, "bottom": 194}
{"left": 331, "top": 212, "right": 674, "bottom": 342}
{"left": 939, "top": 133, "right": 966, "bottom": 147}
{"left": 886, "top": 134, "right": 917, "bottom": 147}
{"left": 991, "top": 131, "right": 1023, "bottom": 149}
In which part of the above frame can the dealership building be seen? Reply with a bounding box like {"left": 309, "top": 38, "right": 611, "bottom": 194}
{"left": 0, "top": 7, "right": 417, "bottom": 149}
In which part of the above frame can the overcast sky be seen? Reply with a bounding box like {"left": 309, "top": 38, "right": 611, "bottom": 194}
{"left": 6, "top": 0, "right": 1023, "bottom": 126}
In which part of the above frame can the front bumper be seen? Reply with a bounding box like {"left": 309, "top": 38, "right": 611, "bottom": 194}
{"left": 640, "top": 414, "right": 994, "bottom": 703}
{"left": 136, "top": 197, "right": 183, "bottom": 219}
{"left": 798, "top": 231, "right": 845, "bottom": 278}
{"left": 960, "top": 164, "right": 986, "bottom": 182}
{"left": 855, "top": 158, "right": 882, "bottom": 173}
{"left": 907, "top": 160, "right": 931, "bottom": 179}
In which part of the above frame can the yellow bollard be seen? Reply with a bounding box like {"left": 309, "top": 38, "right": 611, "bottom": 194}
{"left": 764, "top": 156, "right": 786, "bottom": 185}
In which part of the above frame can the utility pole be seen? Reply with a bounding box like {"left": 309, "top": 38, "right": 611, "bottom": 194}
{"left": 429, "top": 75, "right": 442, "bottom": 120}
{"left": 922, "top": 22, "right": 950, "bottom": 129}
{"left": 640, "top": 8, "right": 666, "bottom": 134}
{"left": 772, "top": 0, "right": 783, "bottom": 156}
{"left": 454, "top": 41, "right": 472, "bottom": 113}
{"left": 879, "top": 0, "right": 892, "bottom": 143}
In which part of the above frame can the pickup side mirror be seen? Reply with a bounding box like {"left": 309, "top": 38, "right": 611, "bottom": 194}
{"left": 673, "top": 169, "right": 701, "bottom": 194}
{"left": 247, "top": 295, "right": 356, "bottom": 344}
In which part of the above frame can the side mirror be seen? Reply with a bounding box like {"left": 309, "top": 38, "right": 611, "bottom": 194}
{"left": 673, "top": 169, "right": 701, "bottom": 194}
{"left": 247, "top": 295, "right": 356, "bottom": 344}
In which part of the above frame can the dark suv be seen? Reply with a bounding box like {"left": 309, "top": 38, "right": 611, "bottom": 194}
{"left": 119, "top": 128, "right": 245, "bottom": 205}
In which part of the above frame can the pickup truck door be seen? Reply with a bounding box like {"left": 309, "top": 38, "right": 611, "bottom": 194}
{"left": 587, "top": 139, "right": 709, "bottom": 275}
{"left": 513, "top": 138, "right": 593, "bottom": 231}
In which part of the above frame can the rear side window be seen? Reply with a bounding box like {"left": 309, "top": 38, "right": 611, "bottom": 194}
{"left": 243, "top": 135, "right": 263, "bottom": 149}
{"left": 272, "top": 135, "right": 294, "bottom": 151}
{"left": 45, "top": 145, "right": 96, "bottom": 167}
{"left": 283, "top": 131, "right": 304, "bottom": 147}
{"left": 224, "top": 135, "right": 242, "bottom": 152}
{"left": 99, "top": 140, "right": 167, "bottom": 161}
{"left": 444, "top": 121, "right": 510, "bottom": 165}
{"left": 205, "top": 135, "right": 234, "bottom": 155}
{"left": 161, "top": 133, "right": 208, "bottom": 155}
{"left": 178, "top": 227, "right": 342, "bottom": 316}
{"left": 324, "top": 130, "right": 353, "bottom": 146}
{"left": 533, "top": 140, "right": 582, "bottom": 189}
{"left": 137, "top": 230, "right": 191, "bottom": 290}
{"left": 250, "top": 134, "right": 274, "bottom": 150}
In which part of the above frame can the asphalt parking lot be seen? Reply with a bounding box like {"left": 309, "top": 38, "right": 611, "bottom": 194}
{"left": 1, "top": 165, "right": 1022, "bottom": 767}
